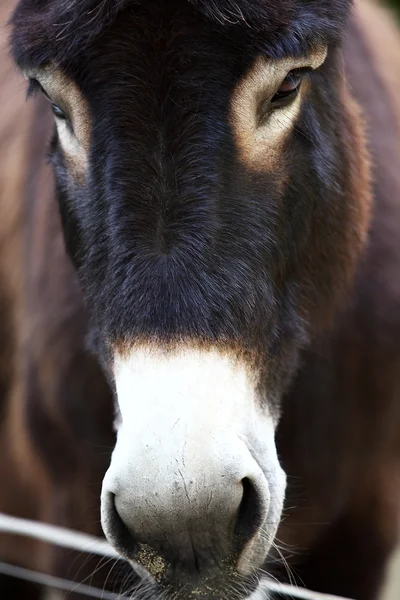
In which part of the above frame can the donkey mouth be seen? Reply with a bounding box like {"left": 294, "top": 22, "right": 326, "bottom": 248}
{"left": 126, "top": 554, "right": 263, "bottom": 600}
{"left": 102, "top": 488, "right": 276, "bottom": 600}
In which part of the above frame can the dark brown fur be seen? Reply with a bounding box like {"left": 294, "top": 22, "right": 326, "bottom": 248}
{"left": 0, "top": 1, "right": 400, "bottom": 599}
{"left": 0, "top": 2, "right": 115, "bottom": 594}
{"left": 276, "top": 2, "right": 400, "bottom": 596}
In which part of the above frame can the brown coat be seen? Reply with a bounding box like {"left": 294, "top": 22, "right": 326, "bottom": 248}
{"left": 0, "top": 1, "right": 400, "bottom": 599}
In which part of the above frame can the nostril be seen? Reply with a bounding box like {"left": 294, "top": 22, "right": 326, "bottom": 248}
{"left": 234, "top": 477, "right": 265, "bottom": 553}
{"left": 106, "top": 492, "right": 138, "bottom": 558}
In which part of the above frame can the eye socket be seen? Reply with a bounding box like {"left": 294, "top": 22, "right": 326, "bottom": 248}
{"left": 270, "top": 68, "right": 308, "bottom": 108}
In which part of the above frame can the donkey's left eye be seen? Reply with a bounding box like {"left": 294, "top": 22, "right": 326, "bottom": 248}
{"left": 270, "top": 69, "right": 308, "bottom": 107}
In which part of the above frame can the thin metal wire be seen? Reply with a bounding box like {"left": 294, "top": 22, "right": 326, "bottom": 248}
{"left": 0, "top": 562, "right": 353, "bottom": 600}
{"left": 0, "top": 513, "right": 352, "bottom": 600}
{"left": 0, "top": 513, "right": 118, "bottom": 558}
{"left": 0, "top": 561, "right": 124, "bottom": 600}
{"left": 261, "top": 581, "right": 352, "bottom": 600}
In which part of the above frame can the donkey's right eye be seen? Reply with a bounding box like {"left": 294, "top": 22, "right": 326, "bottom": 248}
{"left": 51, "top": 103, "right": 67, "bottom": 120}
{"left": 27, "top": 79, "right": 69, "bottom": 122}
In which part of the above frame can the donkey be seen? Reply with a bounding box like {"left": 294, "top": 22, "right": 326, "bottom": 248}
{"left": 1, "top": 0, "right": 400, "bottom": 598}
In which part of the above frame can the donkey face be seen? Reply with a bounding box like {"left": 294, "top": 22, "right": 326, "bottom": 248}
{"left": 12, "top": 0, "right": 370, "bottom": 597}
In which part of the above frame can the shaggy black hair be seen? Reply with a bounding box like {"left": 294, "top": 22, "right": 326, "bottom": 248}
{"left": 11, "top": 0, "right": 352, "bottom": 68}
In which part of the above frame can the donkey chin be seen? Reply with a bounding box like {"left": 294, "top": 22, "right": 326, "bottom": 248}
{"left": 100, "top": 346, "right": 287, "bottom": 599}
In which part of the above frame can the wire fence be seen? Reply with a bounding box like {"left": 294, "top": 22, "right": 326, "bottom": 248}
{"left": 0, "top": 513, "right": 352, "bottom": 600}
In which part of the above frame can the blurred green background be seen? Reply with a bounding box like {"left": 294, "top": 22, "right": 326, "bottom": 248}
{"left": 388, "top": 0, "right": 400, "bottom": 13}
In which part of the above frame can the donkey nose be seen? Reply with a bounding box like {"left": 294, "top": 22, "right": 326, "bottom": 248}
{"left": 102, "top": 437, "right": 270, "bottom": 575}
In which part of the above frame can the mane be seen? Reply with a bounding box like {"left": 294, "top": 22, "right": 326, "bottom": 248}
{"left": 11, "top": 0, "right": 352, "bottom": 69}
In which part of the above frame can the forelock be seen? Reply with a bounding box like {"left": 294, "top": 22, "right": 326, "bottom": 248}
{"left": 10, "top": 0, "right": 353, "bottom": 68}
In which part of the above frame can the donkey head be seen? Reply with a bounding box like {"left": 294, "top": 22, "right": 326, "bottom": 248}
{"left": 11, "top": 0, "right": 370, "bottom": 597}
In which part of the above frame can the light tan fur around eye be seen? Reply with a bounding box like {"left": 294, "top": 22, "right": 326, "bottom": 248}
{"left": 25, "top": 67, "right": 91, "bottom": 182}
{"left": 230, "top": 48, "right": 328, "bottom": 172}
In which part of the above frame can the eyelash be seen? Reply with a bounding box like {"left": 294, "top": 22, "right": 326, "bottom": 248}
{"left": 26, "top": 78, "right": 43, "bottom": 100}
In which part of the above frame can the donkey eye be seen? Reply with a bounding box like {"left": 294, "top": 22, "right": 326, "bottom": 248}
{"left": 270, "top": 69, "right": 307, "bottom": 107}
{"left": 51, "top": 103, "right": 67, "bottom": 120}
{"left": 27, "top": 79, "right": 68, "bottom": 121}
